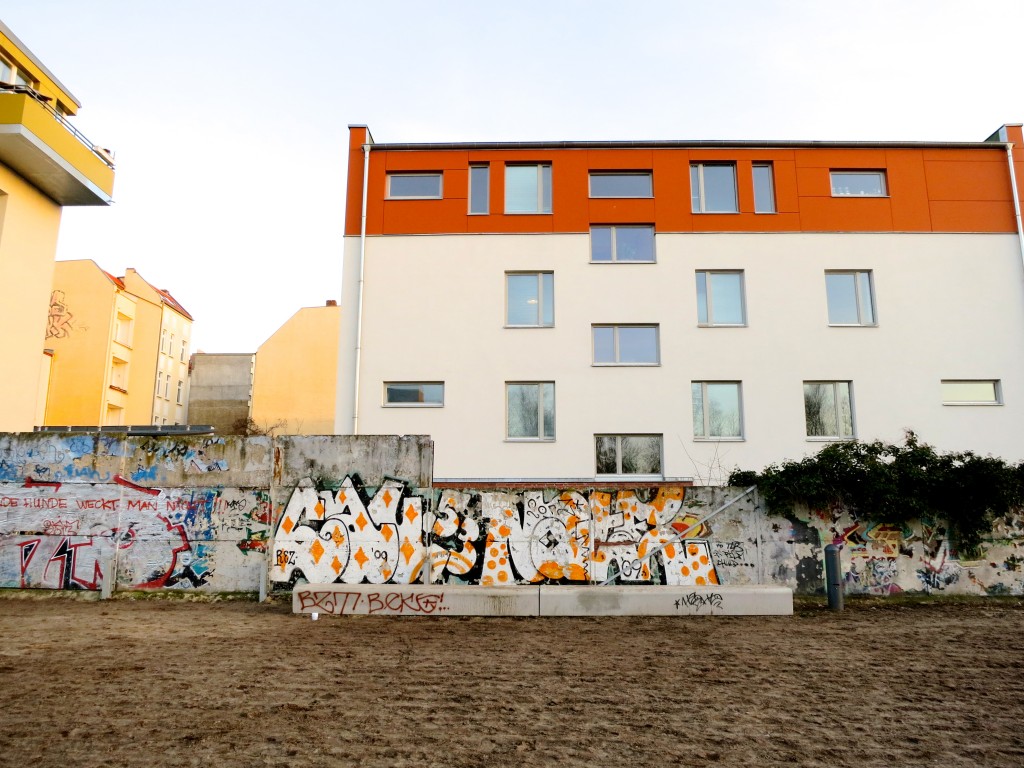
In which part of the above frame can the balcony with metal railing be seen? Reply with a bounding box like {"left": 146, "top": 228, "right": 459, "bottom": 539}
{"left": 0, "top": 83, "right": 115, "bottom": 205}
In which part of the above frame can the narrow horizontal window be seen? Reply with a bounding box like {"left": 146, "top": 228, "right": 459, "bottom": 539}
{"left": 505, "top": 164, "right": 552, "bottom": 214}
{"left": 387, "top": 173, "right": 443, "bottom": 199}
{"left": 384, "top": 382, "right": 444, "bottom": 406}
{"left": 692, "top": 382, "right": 743, "bottom": 439}
{"left": 589, "top": 172, "right": 652, "bottom": 198}
{"left": 830, "top": 170, "right": 887, "bottom": 197}
{"left": 595, "top": 434, "right": 663, "bottom": 477}
{"left": 590, "top": 225, "right": 655, "bottom": 262}
{"left": 941, "top": 380, "right": 1001, "bottom": 405}
{"left": 506, "top": 272, "right": 554, "bottom": 327}
{"left": 804, "top": 381, "right": 854, "bottom": 438}
{"left": 506, "top": 382, "right": 555, "bottom": 440}
{"left": 696, "top": 271, "right": 746, "bottom": 326}
{"left": 826, "top": 271, "right": 876, "bottom": 325}
{"left": 593, "top": 325, "right": 659, "bottom": 365}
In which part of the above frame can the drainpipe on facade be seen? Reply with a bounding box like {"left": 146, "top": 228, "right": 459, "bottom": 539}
{"left": 1005, "top": 143, "right": 1024, "bottom": 275}
{"left": 351, "top": 141, "right": 371, "bottom": 435}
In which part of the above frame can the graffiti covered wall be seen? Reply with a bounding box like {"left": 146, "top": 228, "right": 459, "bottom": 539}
{"left": 3, "top": 431, "right": 1023, "bottom": 595}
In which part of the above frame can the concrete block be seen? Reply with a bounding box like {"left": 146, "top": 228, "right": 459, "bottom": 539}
{"left": 293, "top": 584, "right": 539, "bottom": 616}
{"left": 274, "top": 435, "right": 433, "bottom": 489}
{"left": 538, "top": 585, "right": 793, "bottom": 616}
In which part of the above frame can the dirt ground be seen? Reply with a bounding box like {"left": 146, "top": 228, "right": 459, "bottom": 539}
{"left": 0, "top": 594, "right": 1022, "bottom": 768}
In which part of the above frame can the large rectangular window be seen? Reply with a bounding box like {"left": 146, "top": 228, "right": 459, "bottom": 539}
{"left": 692, "top": 382, "right": 743, "bottom": 439}
{"left": 469, "top": 164, "right": 489, "bottom": 214}
{"left": 590, "top": 225, "right": 655, "bottom": 263}
{"left": 696, "top": 271, "right": 745, "bottom": 326}
{"left": 691, "top": 163, "right": 738, "bottom": 213}
{"left": 826, "top": 271, "right": 876, "bottom": 325}
{"left": 595, "top": 435, "right": 663, "bottom": 477}
{"left": 505, "top": 164, "right": 552, "bottom": 214}
{"left": 753, "top": 162, "right": 776, "bottom": 213}
{"left": 804, "top": 381, "right": 854, "bottom": 438}
{"left": 830, "top": 170, "right": 887, "bottom": 197}
{"left": 941, "top": 380, "right": 1001, "bottom": 405}
{"left": 506, "top": 272, "right": 554, "bottom": 327}
{"left": 384, "top": 382, "right": 445, "bottom": 406}
{"left": 506, "top": 382, "right": 555, "bottom": 440}
{"left": 589, "top": 172, "right": 653, "bottom": 198}
{"left": 592, "top": 325, "right": 659, "bottom": 365}
{"left": 387, "top": 173, "right": 443, "bottom": 199}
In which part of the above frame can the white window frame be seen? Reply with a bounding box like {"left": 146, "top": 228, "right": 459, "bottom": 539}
{"left": 941, "top": 380, "right": 1002, "bottom": 406}
{"left": 505, "top": 382, "right": 555, "bottom": 441}
{"left": 696, "top": 270, "right": 746, "bottom": 327}
{"left": 803, "top": 381, "right": 855, "bottom": 440}
{"left": 690, "top": 162, "right": 738, "bottom": 213}
{"left": 176, "top": 380, "right": 183, "bottom": 405}
{"left": 383, "top": 382, "right": 445, "bottom": 407}
{"left": 753, "top": 162, "right": 776, "bottom": 214}
{"left": 692, "top": 381, "right": 744, "bottom": 440}
{"left": 469, "top": 164, "right": 489, "bottom": 215}
{"left": 590, "top": 225, "right": 656, "bottom": 263}
{"left": 505, "top": 272, "right": 554, "bottom": 328}
{"left": 588, "top": 172, "right": 653, "bottom": 198}
{"left": 386, "top": 172, "right": 443, "bottom": 200}
{"left": 504, "top": 164, "right": 552, "bottom": 214}
{"left": 830, "top": 170, "right": 888, "bottom": 197}
{"left": 595, "top": 434, "right": 663, "bottom": 479}
{"left": 592, "top": 324, "right": 660, "bottom": 366}
{"left": 825, "top": 270, "right": 877, "bottom": 326}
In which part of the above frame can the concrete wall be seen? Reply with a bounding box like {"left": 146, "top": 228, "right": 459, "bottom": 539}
{"left": 186, "top": 353, "right": 254, "bottom": 434}
{"left": 2, "top": 431, "right": 1021, "bottom": 595}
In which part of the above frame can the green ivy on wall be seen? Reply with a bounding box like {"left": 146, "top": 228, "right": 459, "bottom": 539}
{"left": 728, "top": 432, "right": 1024, "bottom": 556}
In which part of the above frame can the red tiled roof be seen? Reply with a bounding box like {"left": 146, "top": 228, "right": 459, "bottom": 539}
{"left": 101, "top": 270, "right": 125, "bottom": 289}
{"left": 155, "top": 287, "right": 193, "bottom": 320}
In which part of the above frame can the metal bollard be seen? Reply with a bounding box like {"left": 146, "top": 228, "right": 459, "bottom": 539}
{"left": 824, "top": 544, "right": 844, "bottom": 611}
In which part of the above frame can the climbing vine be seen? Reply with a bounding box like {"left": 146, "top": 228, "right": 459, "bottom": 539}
{"left": 728, "top": 432, "right": 1024, "bottom": 555}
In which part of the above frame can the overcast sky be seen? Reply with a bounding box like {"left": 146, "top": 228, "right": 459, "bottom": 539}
{"left": 5, "top": 0, "right": 1023, "bottom": 351}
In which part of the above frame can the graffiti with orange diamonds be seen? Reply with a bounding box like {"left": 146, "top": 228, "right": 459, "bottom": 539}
{"left": 272, "top": 478, "right": 719, "bottom": 587}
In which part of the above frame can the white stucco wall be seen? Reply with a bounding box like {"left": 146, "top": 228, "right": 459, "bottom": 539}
{"left": 339, "top": 231, "right": 1024, "bottom": 481}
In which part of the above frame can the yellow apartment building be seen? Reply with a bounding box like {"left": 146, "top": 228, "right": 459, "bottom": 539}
{"left": 250, "top": 302, "right": 340, "bottom": 434}
{"left": 0, "top": 20, "right": 115, "bottom": 431}
{"left": 44, "top": 261, "right": 192, "bottom": 427}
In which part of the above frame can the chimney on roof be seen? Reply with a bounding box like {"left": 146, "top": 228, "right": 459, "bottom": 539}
{"left": 326, "top": 299, "right": 338, "bottom": 307}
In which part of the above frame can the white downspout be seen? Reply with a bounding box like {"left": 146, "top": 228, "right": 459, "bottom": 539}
{"left": 1005, "top": 142, "right": 1024, "bottom": 273}
{"left": 351, "top": 142, "right": 370, "bottom": 435}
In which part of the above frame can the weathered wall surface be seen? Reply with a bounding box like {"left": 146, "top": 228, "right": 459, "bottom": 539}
{"left": 0, "top": 432, "right": 430, "bottom": 592}
{"left": 3, "top": 431, "right": 1022, "bottom": 595}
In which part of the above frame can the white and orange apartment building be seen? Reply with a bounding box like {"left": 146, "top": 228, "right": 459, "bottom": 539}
{"left": 337, "top": 124, "right": 1024, "bottom": 483}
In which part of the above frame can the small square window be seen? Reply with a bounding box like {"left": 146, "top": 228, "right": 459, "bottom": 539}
{"left": 826, "top": 271, "right": 876, "bottom": 325}
{"left": 506, "top": 272, "right": 554, "bottom": 327}
{"left": 692, "top": 382, "right": 743, "bottom": 439}
{"left": 696, "top": 271, "right": 746, "bottom": 326}
{"left": 830, "top": 171, "right": 887, "bottom": 197}
{"left": 506, "top": 382, "right": 555, "bottom": 440}
{"left": 691, "top": 163, "right": 737, "bottom": 213}
{"left": 590, "top": 225, "right": 655, "bottom": 263}
{"left": 384, "top": 382, "right": 444, "bottom": 406}
{"left": 505, "top": 164, "right": 552, "bottom": 214}
{"left": 595, "top": 434, "right": 663, "bottom": 477}
{"left": 804, "top": 381, "right": 855, "bottom": 439}
{"left": 753, "top": 163, "right": 776, "bottom": 213}
{"left": 387, "top": 173, "right": 443, "bottom": 199}
{"left": 941, "top": 380, "right": 1001, "bottom": 405}
{"left": 469, "top": 165, "right": 489, "bottom": 214}
{"left": 593, "top": 325, "right": 659, "bottom": 365}
{"left": 589, "top": 172, "right": 653, "bottom": 198}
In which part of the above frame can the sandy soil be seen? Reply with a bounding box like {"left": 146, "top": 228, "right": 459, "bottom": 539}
{"left": 0, "top": 594, "right": 1022, "bottom": 768}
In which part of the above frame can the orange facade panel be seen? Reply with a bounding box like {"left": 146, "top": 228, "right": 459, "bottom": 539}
{"left": 347, "top": 127, "right": 1017, "bottom": 237}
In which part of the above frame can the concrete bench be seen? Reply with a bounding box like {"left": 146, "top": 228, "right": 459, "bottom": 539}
{"left": 292, "top": 583, "right": 793, "bottom": 618}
